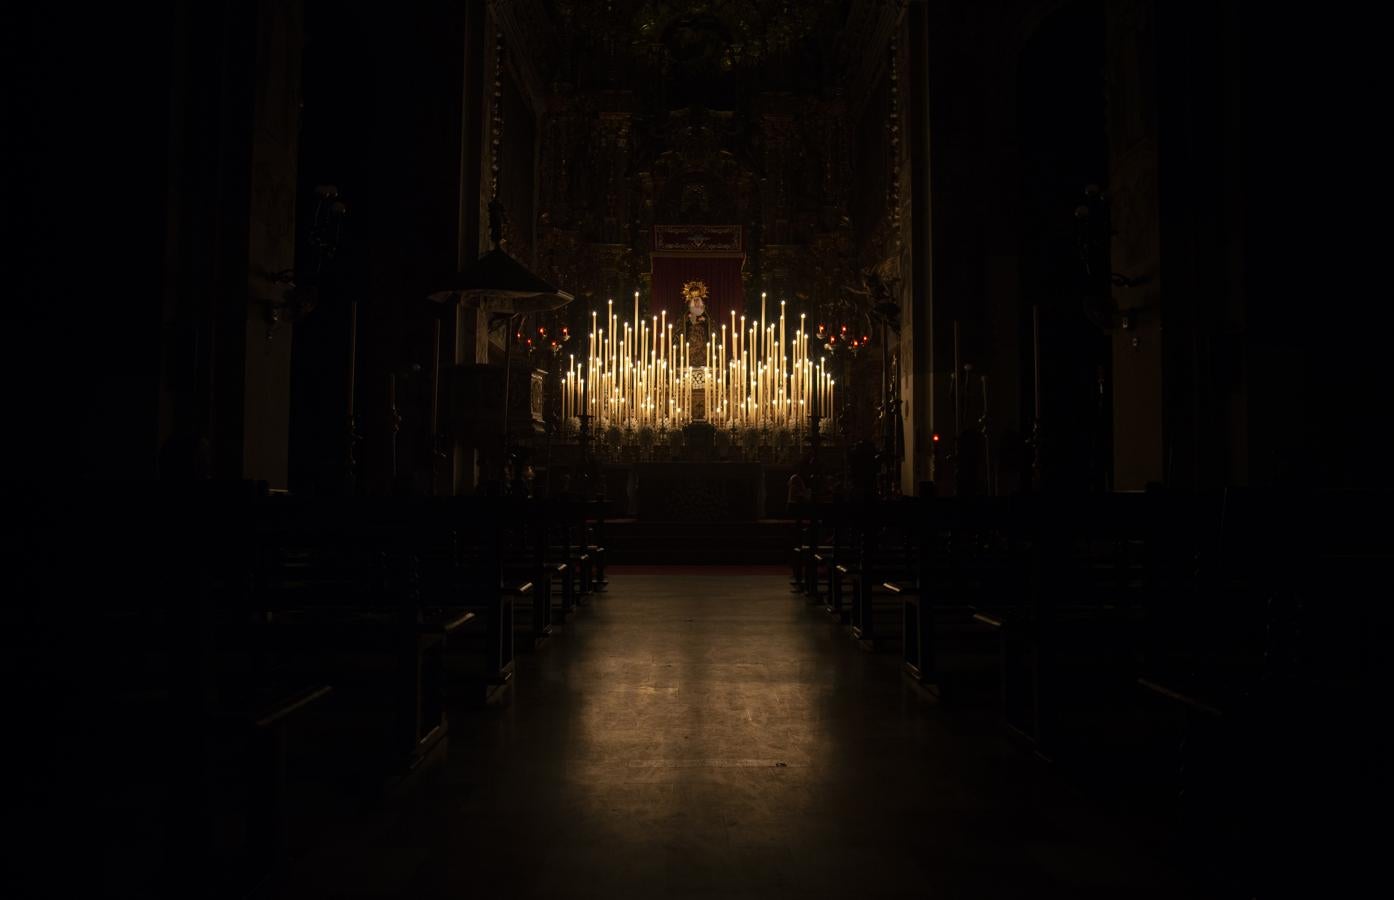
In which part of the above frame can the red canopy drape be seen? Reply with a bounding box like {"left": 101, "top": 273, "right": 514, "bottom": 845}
{"left": 650, "top": 255, "right": 745, "bottom": 332}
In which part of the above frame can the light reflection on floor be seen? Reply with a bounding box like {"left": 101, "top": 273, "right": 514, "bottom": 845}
{"left": 277, "top": 570, "right": 1200, "bottom": 899}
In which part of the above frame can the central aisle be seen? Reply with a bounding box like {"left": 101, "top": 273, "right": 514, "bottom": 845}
{"left": 283, "top": 569, "right": 1198, "bottom": 899}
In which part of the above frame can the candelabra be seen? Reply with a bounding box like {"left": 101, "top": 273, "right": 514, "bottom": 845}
{"left": 561, "top": 292, "right": 835, "bottom": 439}
{"left": 264, "top": 185, "right": 347, "bottom": 339}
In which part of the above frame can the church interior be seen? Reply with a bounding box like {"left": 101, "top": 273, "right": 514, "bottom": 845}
{"left": 4, "top": 1, "right": 1387, "bottom": 897}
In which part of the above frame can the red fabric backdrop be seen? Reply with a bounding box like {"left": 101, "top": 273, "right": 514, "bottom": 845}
{"left": 650, "top": 255, "right": 746, "bottom": 333}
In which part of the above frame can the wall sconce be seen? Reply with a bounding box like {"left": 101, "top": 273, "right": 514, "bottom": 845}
{"left": 1076, "top": 185, "right": 1151, "bottom": 348}
{"left": 263, "top": 184, "right": 348, "bottom": 338}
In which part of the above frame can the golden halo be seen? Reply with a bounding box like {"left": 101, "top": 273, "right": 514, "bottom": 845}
{"left": 681, "top": 280, "right": 709, "bottom": 302}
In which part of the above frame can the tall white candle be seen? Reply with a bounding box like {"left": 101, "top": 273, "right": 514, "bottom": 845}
{"left": 780, "top": 301, "right": 785, "bottom": 370}
{"left": 760, "top": 292, "right": 767, "bottom": 360}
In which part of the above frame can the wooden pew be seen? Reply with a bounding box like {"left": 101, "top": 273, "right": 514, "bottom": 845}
{"left": 498, "top": 500, "right": 558, "bottom": 648}
{"left": 802, "top": 502, "right": 839, "bottom": 603}
{"left": 582, "top": 500, "right": 608, "bottom": 592}
{"left": 549, "top": 499, "right": 590, "bottom": 611}
{"left": 245, "top": 496, "right": 472, "bottom": 774}
{"left": 997, "top": 491, "right": 1154, "bottom": 757}
{"left": 847, "top": 499, "right": 917, "bottom": 646}
{"left": 823, "top": 501, "right": 861, "bottom": 624}
{"left": 85, "top": 484, "right": 345, "bottom": 894}
{"left": 789, "top": 504, "right": 809, "bottom": 592}
{"left": 1127, "top": 487, "right": 1318, "bottom": 870}
{"left": 891, "top": 497, "right": 1018, "bottom": 701}
{"left": 419, "top": 496, "right": 525, "bottom": 705}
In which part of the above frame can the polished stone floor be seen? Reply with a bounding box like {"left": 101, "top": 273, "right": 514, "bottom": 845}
{"left": 277, "top": 568, "right": 1202, "bottom": 899}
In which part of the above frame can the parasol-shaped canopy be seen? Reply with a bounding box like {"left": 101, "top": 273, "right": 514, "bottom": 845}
{"left": 428, "top": 200, "right": 573, "bottom": 312}
{"left": 428, "top": 247, "right": 574, "bottom": 311}
{"left": 429, "top": 200, "right": 572, "bottom": 474}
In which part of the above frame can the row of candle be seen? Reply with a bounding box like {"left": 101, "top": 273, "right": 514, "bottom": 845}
{"left": 560, "top": 292, "right": 835, "bottom": 432}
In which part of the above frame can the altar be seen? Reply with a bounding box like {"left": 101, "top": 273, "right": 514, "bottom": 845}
{"left": 632, "top": 461, "right": 764, "bottom": 521}
{"left": 578, "top": 459, "right": 805, "bottom": 521}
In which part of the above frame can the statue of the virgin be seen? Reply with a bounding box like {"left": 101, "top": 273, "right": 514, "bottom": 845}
{"left": 682, "top": 280, "right": 710, "bottom": 359}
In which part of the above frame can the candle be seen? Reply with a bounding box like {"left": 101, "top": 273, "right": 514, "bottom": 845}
{"left": 760, "top": 292, "right": 767, "bottom": 358}
{"left": 780, "top": 300, "right": 785, "bottom": 360}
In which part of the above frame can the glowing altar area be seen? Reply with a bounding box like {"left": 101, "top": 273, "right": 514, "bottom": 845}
{"left": 492, "top": 211, "right": 883, "bottom": 521}
{"left": 558, "top": 285, "right": 836, "bottom": 437}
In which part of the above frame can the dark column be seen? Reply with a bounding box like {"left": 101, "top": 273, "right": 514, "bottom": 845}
{"left": 906, "top": 5, "right": 932, "bottom": 490}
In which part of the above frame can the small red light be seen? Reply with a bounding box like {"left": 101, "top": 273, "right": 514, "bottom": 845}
{"left": 932, "top": 433, "right": 940, "bottom": 442}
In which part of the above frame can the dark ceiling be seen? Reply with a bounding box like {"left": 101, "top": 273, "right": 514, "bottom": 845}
{"left": 540, "top": 0, "right": 853, "bottom": 101}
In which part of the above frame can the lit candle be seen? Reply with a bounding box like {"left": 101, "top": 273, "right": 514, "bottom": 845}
{"left": 760, "top": 292, "right": 767, "bottom": 358}
{"left": 780, "top": 300, "right": 785, "bottom": 367}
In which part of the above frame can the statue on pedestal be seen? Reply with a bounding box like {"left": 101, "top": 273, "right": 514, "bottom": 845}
{"left": 682, "top": 280, "right": 710, "bottom": 360}
{"left": 682, "top": 280, "right": 710, "bottom": 421}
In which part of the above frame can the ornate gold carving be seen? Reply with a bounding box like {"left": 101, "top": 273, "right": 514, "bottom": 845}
{"left": 654, "top": 225, "right": 743, "bottom": 252}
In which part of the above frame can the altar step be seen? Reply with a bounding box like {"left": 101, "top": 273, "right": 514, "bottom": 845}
{"left": 602, "top": 518, "right": 795, "bottom": 565}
